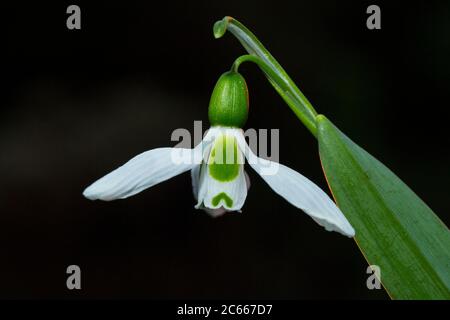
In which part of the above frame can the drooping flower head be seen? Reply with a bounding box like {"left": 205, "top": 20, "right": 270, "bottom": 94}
{"left": 83, "top": 71, "right": 355, "bottom": 237}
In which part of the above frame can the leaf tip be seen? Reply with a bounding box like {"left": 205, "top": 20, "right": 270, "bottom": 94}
{"left": 213, "top": 16, "right": 232, "bottom": 39}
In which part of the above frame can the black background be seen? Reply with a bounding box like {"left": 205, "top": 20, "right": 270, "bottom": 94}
{"left": 2, "top": 0, "right": 449, "bottom": 299}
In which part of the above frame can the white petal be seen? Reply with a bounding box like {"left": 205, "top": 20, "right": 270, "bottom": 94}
{"left": 234, "top": 131, "right": 355, "bottom": 237}
{"left": 83, "top": 144, "right": 204, "bottom": 201}
{"left": 194, "top": 143, "right": 213, "bottom": 208}
{"left": 201, "top": 164, "right": 248, "bottom": 211}
{"left": 244, "top": 170, "right": 251, "bottom": 190}
{"left": 192, "top": 163, "right": 227, "bottom": 217}
{"left": 195, "top": 162, "right": 209, "bottom": 208}
{"left": 191, "top": 164, "right": 201, "bottom": 200}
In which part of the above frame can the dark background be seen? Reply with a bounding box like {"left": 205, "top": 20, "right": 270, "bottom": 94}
{"left": 2, "top": 0, "right": 449, "bottom": 299}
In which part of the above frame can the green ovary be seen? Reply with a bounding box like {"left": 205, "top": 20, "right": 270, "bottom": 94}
{"left": 212, "top": 192, "right": 233, "bottom": 208}
{"left": 208, "top": 135, "right": 240, "bottom": 182}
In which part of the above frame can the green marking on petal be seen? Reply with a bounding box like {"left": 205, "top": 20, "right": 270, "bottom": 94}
{"left": 209, "top": 134, "right": 240, "bottom": 182}
{"left": 212, "top": 192, "right": 234, "bottom": 207}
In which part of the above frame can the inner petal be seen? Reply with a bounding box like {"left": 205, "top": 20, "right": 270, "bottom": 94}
{"left": 196, "top": 131, "right": 248, "bottom": 212}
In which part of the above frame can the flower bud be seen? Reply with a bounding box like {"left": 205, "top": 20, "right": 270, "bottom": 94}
{"left": 208, "top": 71, "right": 249, "bottom": 128}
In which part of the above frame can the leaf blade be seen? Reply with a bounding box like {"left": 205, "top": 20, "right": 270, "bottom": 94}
{"left": 317, "top": 115, "right": 450, "bottom": 299}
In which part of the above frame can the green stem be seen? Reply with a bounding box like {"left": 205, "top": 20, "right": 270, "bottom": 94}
{"left": 214, "top": 16, "right": 319, "bottom": 137}
{"left": 230, "top": 54, "right": 318, "bottom": 136}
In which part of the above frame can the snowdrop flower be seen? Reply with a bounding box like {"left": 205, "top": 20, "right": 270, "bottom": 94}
{"left": 83, "top": 71, "right": 355, "bottom": 237}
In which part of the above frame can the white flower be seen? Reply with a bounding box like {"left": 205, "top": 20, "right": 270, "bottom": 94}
{"left": 83, "top": 126, "right": 355, "bottom": 237}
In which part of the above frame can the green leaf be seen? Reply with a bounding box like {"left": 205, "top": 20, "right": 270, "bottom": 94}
{"left": 317, "top": 115, "right": 450, "bottom": 299}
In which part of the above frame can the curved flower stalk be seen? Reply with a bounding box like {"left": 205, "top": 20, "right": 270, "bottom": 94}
{"left": 83, "top": 71, "right": 355, "bottom": 237}
{"left": 214, "top": 16, "right": 319, "bottom": 137}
